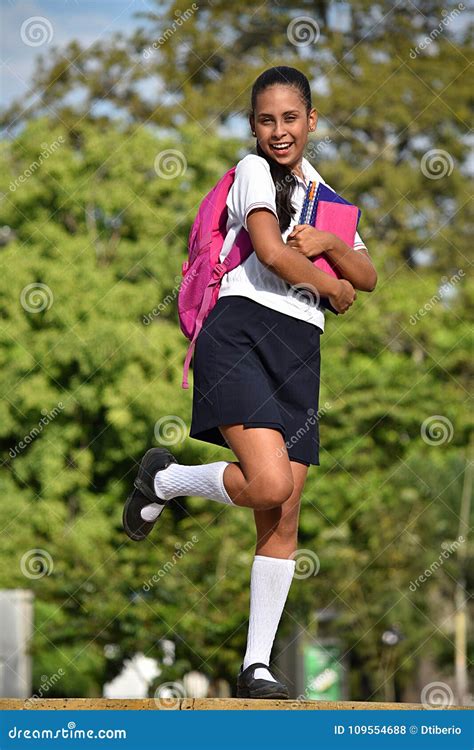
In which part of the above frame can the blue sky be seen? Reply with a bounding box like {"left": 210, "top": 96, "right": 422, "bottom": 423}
{"left": 0, "top": 0, "right": 356, "bottom": 112}
{"left": 1, "top": 1, "right": 470, "bottom": 116}
{"left": 1, "top": 0, "right": 154, "bottom": 107}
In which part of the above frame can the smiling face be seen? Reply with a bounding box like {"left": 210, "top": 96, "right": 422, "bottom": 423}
{"left": 250, "top": 84, "right": 317, "bottom": 174}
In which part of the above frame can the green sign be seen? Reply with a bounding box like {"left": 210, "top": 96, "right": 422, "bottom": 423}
{"left": 303, "top": 642, "right": 343, "bottom": 701}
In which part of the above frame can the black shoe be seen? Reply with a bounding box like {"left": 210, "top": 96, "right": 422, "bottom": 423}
{"left": 236, "top": 662, "right": 289, "bottom": 699}
{"left": 122, "top": 447, "right": 181, "bottom": 541}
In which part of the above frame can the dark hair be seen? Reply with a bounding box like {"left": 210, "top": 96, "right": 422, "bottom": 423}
{"left": 249, "top": 66, "right": 312, "bottom": 233}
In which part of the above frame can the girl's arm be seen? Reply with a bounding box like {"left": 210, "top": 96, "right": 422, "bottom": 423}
{"left": 246, "top": 208, "right": 357, "bottom": 314}
{"left": 287, "top": 225, "right": 377, "bottom": 292}
{"left": 323, "top": 235, "right": 377, "bottom": 292}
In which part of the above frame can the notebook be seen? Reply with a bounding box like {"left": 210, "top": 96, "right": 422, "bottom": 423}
{"left": 297, "top": 181, "right": 361, "bottom": 315}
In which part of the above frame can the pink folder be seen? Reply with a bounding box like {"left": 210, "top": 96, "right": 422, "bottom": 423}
{"left": 312, "top": 201, "right": 359, "bottom": 279}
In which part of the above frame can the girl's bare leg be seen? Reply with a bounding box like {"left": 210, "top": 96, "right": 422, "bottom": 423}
{"left": 219, "top": 426, "right": 310, "bottom": 680}
{"left": 237, "top": 460, "right": 309, "bottom": 685}
{"left": 253, "top": 460, "right": 308, "bottom": 557}
{"left": 218, "top": 424, "right": 295, "bottom": 511}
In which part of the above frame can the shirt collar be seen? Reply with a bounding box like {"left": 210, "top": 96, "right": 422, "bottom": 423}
{"left": 292, "top": 156, "right": 326, "bottom": 188}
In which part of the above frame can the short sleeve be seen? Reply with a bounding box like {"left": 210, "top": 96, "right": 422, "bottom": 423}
{"left": 353, "top": 229, "right": 369, "bottom": 253}
{"left": 227, "top": 155, "right": 278, "bottom": 231}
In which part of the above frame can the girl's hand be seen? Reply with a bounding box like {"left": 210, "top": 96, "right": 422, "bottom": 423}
{"left": 287, "top": 226, "right": 334, "bottom": 259}
{"left": 328, "top": 279, "right": 357, "bottom": 313}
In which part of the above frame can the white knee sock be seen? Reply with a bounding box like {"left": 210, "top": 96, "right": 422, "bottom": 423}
{"left": 140, "top": 461, "right": 234, "bottom": 521}
{"left": 242, "top": 554, "right": 296, "bottom": 682}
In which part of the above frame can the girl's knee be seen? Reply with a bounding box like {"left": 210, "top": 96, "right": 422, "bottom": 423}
{"left": 249, "top": 471, "right": 294, "bottom": 508}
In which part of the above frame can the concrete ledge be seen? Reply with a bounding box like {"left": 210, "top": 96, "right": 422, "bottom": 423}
{"left": 0, "top": 698, "right": 470, "bottom": 711}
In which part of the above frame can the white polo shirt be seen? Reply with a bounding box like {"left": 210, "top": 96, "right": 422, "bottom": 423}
{"left": 217, "top": 154, "right": 368, "bottom": 331}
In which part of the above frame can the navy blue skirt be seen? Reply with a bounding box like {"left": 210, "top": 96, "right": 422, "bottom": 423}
{"left": 189, "top": 295, "right": 322, "bottom": 466}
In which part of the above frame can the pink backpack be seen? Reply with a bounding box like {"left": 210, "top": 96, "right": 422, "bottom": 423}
{"left": 177, "top": 167, "right": 253, "bottom": 389}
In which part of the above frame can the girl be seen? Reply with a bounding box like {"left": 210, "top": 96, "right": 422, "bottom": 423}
{"left": 123, "top": 66, "right": 377, "bottom": 699}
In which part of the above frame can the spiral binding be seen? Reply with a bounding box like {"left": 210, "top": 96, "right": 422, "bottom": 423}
{"left": 298, "top": 180, "right": 321, "bottom": 225}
